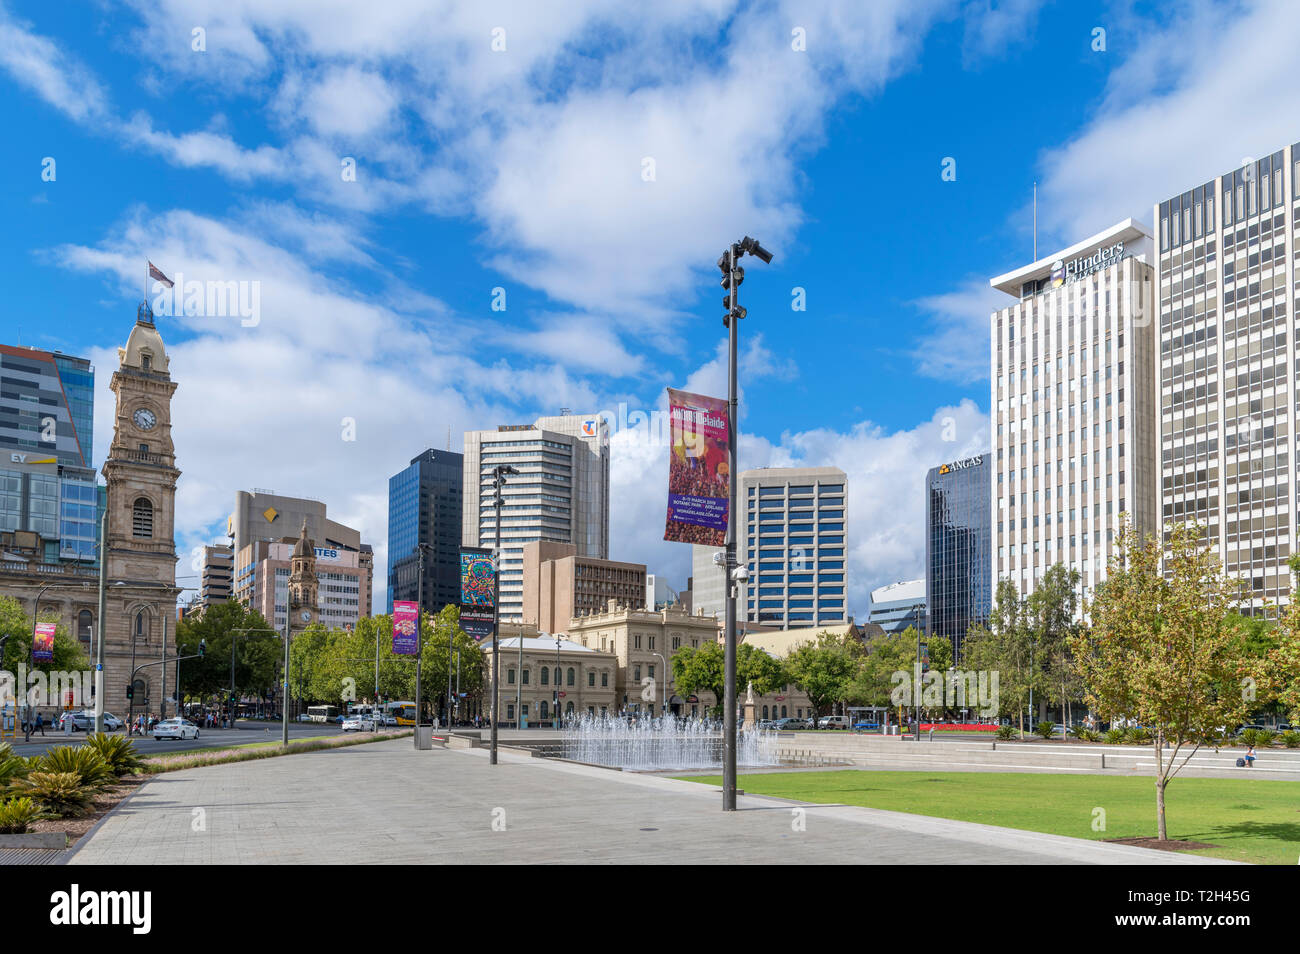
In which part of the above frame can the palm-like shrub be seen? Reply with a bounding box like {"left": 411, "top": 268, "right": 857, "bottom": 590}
{"left": 1281, "top": 731, "right": 1300, "bottom": 749}
{"left": 0, "top": 795, "right": 48, "bottom": 833}
{"left": 0, "top": 743, "right": 29, "bottom": 790}
{"left": 1103, "top": 728, "right": 1126, "bottom": 744}
{"left": 18, "top": 772, "right": 93, "bottom": 817}
{"left": 1238, "top": 728, "right": 1267, "bottom": 747}
{"left": 1076, "top": 728, "right": 1102, "bottom": 742}
{"left": 83, "top": 734, "right": 142, "bottom": 776}
{"left": 40, "top": 745, "right": 112, "bottom": 790}
{"left": 1125, "top": 726, "right": 1152, "bottom": 744}
{"left": 994, "top": 725, "right": 1016, "bottom": 740}
{"left": 1034, "top": 720, "right": 1056, "bottom": 739}
{"left": 1254, "top": 730, "right": 1278, "bottom": 748}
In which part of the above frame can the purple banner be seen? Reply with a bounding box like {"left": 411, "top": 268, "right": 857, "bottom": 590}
{"left": 664, "top": 388, "right": 730, "bottom": 546}
{"left": 32, "top": 622, "right": 55, "bottom": 663}
{"left": 459, "top": 606, "right": 494, "bottom": 642}
{"left": 391, "top": 601, "right": 419, "bottom": 656}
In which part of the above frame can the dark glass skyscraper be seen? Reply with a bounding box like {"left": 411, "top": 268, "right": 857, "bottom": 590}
{"left": 925, "top": 454, "right": 991, "bottom": 656}
{"left": 0, "top": 345, "right": 99, "bottom": 563}
{"left": 387, "top": 449, "right": 463, "bottom": 614}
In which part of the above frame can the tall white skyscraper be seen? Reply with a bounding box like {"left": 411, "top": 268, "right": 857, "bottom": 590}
{"left": 463, "top": 414, "right": 610, "bottom": 622}
{"left": 989, "top": 218, "right": 1159, "bottom": 604}
{"left": 1156, "top": 144, "right": 1299, "bottom": 614}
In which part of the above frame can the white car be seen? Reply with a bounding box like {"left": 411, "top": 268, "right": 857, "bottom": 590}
{"left": 341, "top": 714, "right": 376, "bottom": 732}
{"left": 153, "top": 718, "right": 200, "bottom": 740}
{"left": 818, "top": 715, "right": 851, "bottom": 730}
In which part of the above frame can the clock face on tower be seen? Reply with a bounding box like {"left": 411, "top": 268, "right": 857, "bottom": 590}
{"left": 132, "top": 408, "right": 157, "bottom": 430}
{"left": 300, "top": 610, "right": 313, "bottom": 623}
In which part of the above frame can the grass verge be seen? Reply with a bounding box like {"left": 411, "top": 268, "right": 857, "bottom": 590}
{"left": 678, "top": 770, "right": 1300, "bottom": 865}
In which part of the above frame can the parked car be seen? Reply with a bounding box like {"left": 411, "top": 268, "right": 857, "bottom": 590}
{"left": 57, "top": 710, "right": 93, "bottom": 732}
{"left": 818, "top": 715, "right": 850, "bottom": 730}
{"left": 757, "top": 719, "right": 779, "bottom": 730}
{"left": 295, "top": 713, "right": 315, "bottom": 723}
{"left": 153, "top": 718, "right": 200, "bottom": 741}
{"left": 1235, "top": 724, "right": 1267, "bottom": 736}
{"left": 769, "top": 717, "right": 806, "bottom": 731}
{"left": 341, "top": 714, "right": 376, "bottom": 732}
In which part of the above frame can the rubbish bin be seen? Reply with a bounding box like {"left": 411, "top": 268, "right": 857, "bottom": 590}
{"left": 414, "top": 726, "right": 434, "bottom": 750}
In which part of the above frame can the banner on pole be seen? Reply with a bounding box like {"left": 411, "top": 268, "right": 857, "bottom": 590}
{"left": 391, "top": 601, "right": 419, "bottom": 656}
{"left": 460, "top": 549, "right": 495, "bottom": 607}
{"left": 32, "top": 622, "right": 56, "bottom": 663}
{"left": 459, "top": 607, "right": 494, "bottom": 642}
{"left": 664, "top": 388, "right": 729, "bottom": 546}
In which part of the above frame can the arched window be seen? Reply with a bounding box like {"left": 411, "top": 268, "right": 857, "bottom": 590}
{"left": 134, "top": 612, "right": 146, "bottom": 638}
{"left": 77, "top": 610, "right": 93, "bottom": 642}
{"left": 565, "top": 701, "right": 574, "bottom": 715}
{"left": 132, "top": 498, "right": 153, "bottom": 538}
{"left": 539, "top": 701, "right": 549, "bottom": 719}
{"left": 762, "top": 705, "right": 769, "bottom": 719}
{"left": 567, "top": 667, "right": 575, "bottom": 686}
{"left": 540, "top": 667, "right": 549, "bottom": 686}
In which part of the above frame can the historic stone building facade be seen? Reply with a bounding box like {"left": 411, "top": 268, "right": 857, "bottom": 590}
{"left": 100, "top": 306, "right": 182, "bottom": 716}
{"left": 287, "top": 521, "right": 320, "bottom": 639}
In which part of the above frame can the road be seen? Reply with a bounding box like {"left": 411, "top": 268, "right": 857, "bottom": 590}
{"left": 2, "top": 719, "right": 356, "bottom": 757}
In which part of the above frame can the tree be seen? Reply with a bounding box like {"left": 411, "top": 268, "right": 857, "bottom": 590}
{"left": 175, "top": 602, "right": 277, "bottom": 704}
{"left": 1266, "top": 557, "right": 1300, "bottom": 723}
{"left": 0, "top": 596, "right": 90, "bottom": 710}
{"left": 1027, "top": 563, "right": 1082, "bottom": 725}
{"left": 962, "top": 580, "right": 1034, "bottom": 734}
{"left": 785, "top": 632, "right": 863, "bottom": 724}
{"left": 671, "top": 642, "right": 725, "bottom": 715}
{"left": 1072, "top": 518, "right": 1260, "bottom": 840}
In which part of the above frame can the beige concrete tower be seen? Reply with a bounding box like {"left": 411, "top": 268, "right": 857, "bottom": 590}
{"left": 101, "top": 305, "right": 180, "bottom": 715}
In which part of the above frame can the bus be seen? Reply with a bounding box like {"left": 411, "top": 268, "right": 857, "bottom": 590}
{"left": 387, "top": 701, "right": 416, "bottom": 726}
{"left": 306, "top": 704, "right": 340, "bottom": 724}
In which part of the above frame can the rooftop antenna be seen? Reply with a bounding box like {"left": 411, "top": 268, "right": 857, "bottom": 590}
{"left": 446, "top": 425, "right": 451, "bottom": 451}
{"left": 1033, "top": 181, "right": 1038, "bottom": 261}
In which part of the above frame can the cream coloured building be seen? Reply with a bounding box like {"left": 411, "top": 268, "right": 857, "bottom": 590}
{"left": 482, "top": 631, "right": 618, "bottom": 726}
{"left": 564, "top": 601, "right": 815, "bottom": 721}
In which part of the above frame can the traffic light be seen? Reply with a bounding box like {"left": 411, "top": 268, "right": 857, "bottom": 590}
{"left": 198, "top": 638, "right": 207, "bottom": 658}
{"left": 126, "top": 684, "right": 134, "bottom": 700}
{"left": 718, "top": 246, "right": 747, "bottom": 324}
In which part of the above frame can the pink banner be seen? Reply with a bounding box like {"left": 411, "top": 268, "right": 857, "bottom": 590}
{"left": 391, "top": 601, "right": 419, "bottom": 656}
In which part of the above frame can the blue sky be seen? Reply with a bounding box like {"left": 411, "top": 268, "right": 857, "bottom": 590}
{"left": 1, "top": 0, "right": 1294, "bottom": 615}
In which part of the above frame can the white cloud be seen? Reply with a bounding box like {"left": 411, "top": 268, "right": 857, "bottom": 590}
{"left": 300, "top": 66, "right": 399, "bottom": 139}
{"left": 610, "top": 394, "right": 989, "bottom": 616}
{"left": 0, "top": 4, "right": 108, "bottom": 121}
{"left": 1037, "top": 0, "right": 1300, "bottom": 245}
{"left": 911, "top": 278, "right": 1003, "bottom": 383}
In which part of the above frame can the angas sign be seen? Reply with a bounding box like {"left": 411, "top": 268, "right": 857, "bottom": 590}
{"left": 937, "top": 455, "right": 984, "bottom": 475}
{"left": 1050, "top": 241, "right": 1126, "bottom": 286}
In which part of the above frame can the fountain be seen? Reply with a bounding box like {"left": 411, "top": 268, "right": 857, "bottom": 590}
{"left": 559, "top": 712, "right": 778, "bottom": 771}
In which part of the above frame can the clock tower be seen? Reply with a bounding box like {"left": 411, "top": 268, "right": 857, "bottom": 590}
{"left": 288, "top": 520, "right": 319, "bottom": 637}
{"left": 101, "top": 303, "right": 180, "bottom": 717}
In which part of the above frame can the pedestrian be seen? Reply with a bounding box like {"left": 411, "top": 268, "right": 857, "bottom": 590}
{"left": 1244, "top": 745, "right": 1256, "bottom": 768}
{"left": 35, "top": 711, "right": 44, "bottom": 736}
{"left": 21, "top": 707, "right": 31, "bottom": 742}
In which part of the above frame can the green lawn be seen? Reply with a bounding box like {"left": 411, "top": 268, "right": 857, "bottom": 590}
{"left": 679, "top": 770, "right": 1300, "bottom": 865}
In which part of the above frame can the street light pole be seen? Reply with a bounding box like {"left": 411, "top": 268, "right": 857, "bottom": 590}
{"left": 717, "top": 235, "right": 772, "bottom": 812}
{"left": 94, "top": 510, "right": 107, "bottom": 733}
{"left": 488, "top": 464, "right": 518, "bottom": 765}
{"left": 415, "top": 543, "right": 427, "bottom": 747}
{"left": 554, "top": 634, "right": 561, "bottom": 729}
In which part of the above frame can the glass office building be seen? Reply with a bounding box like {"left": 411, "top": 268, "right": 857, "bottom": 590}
{"left": 387, "top": 448, "right": 463, "bottom": 613}
{"left": 925, "top": 455, "right": 991, "bottom": 655}
{"left": 0, "top": 344, "right": 99, "bottom": 564}
{"left": 741, "top": 466, "right": 849, "bottom": 627}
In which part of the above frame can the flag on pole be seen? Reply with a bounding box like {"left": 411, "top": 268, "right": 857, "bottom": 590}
{"left": 148, "top": 261, "right": 173, "bottom": 288}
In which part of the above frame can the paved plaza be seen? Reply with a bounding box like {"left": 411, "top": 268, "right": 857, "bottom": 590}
{"left": 67, "top": 740, "right": 1233, "bottom": 865}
